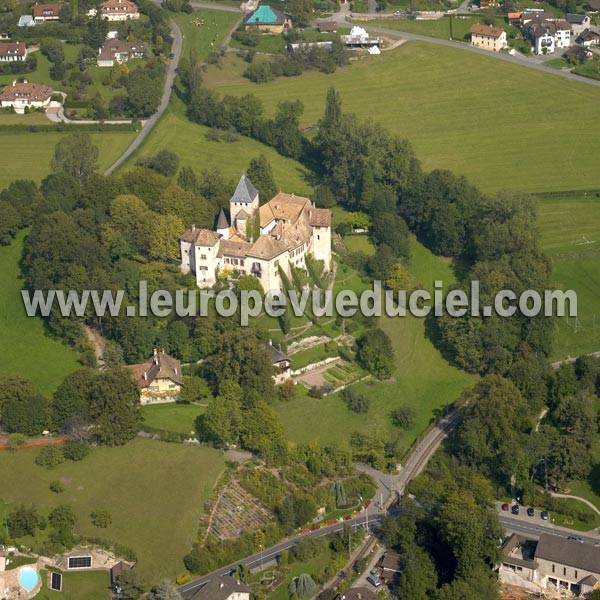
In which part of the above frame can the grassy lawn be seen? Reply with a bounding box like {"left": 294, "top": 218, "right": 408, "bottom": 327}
{"left": 277, "top": 239, "right": 477, "bottom": 451}
{"left": 289, "top": 343, "right": 340, "bottom": 369}
{"left": 344, "top": 235, "right": 376, "bottom": 256}
{"left": 119, "top": 96, "right": 311, "bottom": 193}
{"left": 537, "top": 195, "right": 600, "bottom": 359}
{"left": 208, "top": 41, "right": 600, "bottom": 194}
{"left": 0, "top": 111, "right": 52, "bottom": 125}
{"left": 37, "top": 569, "right": 111, "bottom": 600}
{"left": 141, "top": 402, "right": 206, "bottom": 435}
{"left": 0, "top": 130, "right": 136, "bottom": 190}
{"left": 0, "top": 438, "right": 225, "bottom": 583}
{"left": 0, "top": 232, "right": 80, "bottom": 395}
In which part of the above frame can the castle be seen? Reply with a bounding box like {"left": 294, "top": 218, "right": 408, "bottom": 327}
{"left": 180, "top": 175, "right": 332, "bottom": 292}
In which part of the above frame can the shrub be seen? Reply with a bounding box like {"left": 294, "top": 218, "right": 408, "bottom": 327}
{"left": 50, "top": 480, "right": 65, "bottom": 494}
{"left": 391, "top": 405, "right": 416, "bottom": 430}
{"left": 341, "top": 388, "right": 370, "bottom": 414}
{"left": 90, "top": 510, "right": 112, "bottom": 528}
{"left": 63, "top": 440, "right": 90, "bottom": 461}
{"left": 35, "top": 446, "right": 65, "bottom": 468}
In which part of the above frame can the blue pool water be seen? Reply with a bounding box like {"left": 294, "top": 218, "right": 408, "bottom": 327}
{"left": 18, "top": 566, "right": 40, "bottom": 592}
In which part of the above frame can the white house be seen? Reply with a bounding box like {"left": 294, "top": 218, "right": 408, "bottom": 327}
{"left": 32, "top": 3, "right": 61, "bottom": 22}
{"left": 523, "top": 16, "right": 572, "bottom": 54}
{"left": 98, "top": 0, "right": 140, "bottom": 21}
{"left": 97, "top": 39, "right": 146, "bottom": 67}
{"left": 181, "top": 175, "right": 332, "bottom": 292}
{"left": 0, "top": 80, "right": 53, "bottom": 113}
{"left": 578, "top": 27, "right": 600, "bottom": 46}
{"left": 0, "top": 42, "right": 27, "bottom": 62}
{"left": 190, "top": 576, "right": 250, "bottom": 600}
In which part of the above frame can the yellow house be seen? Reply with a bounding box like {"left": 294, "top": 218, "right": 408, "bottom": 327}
{"left": 127, "top": 349, "right": 183, "bottom": 405}
{"left": 469, "top": 23, "right": 508, "bottom": 52}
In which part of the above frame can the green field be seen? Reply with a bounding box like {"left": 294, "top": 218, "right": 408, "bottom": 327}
{"left": 0, "top": 130, "right": 136, "bottom": 190}
{"left": 120, "top": 96, "right": 311, "bottom": 193}
{"left": 37, "top": 570, "right": 111, "bottom": 600}
{"left": 0, "top": 438, "right": 225, "bottom": 582}
{"left": 277, "top": 239, "right": 477, "bottom": 450}
{"left": 537, "top": 195, "right": 600, "bottom": 359}
{"left": 208, "top": 42, "right": 600, "bottom": 194}
{"left": 0, "top": 232, "right": 80, "bottom": 395}
{"left": 141, "top": 402, "right": 206, "bottom": 435}
{"left": 343, "top": 235, "right": 376, "bottom": 256}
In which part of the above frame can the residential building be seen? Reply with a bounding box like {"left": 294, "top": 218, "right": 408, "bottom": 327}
{"left": 522, "top": 16, "right": 572, "bottom": 54}
{"left": 265, "top": 341, "right": 291, "bottom": 385}
{"left": 32, "top": 3, "right": 61, "bottom": 22}
{"left": 180, "top": 175, "right": 332, "bottom": 292}
{"left": 336, "top": 588, "right": 378, "bottom": 600}
{"left": 379, "top": 552, "right": 402, "bottom": 582}
{"left": 507, "top": 11, "right": 522, "bottom": 25}
{"left": 0, "top": 42, "right": 26, "bottom": 62}
{"left": 499, "top": 533, "right": 600, "bottom": 596}
{"left": 585, "top": 0, "right": 600, "bottom": 12}
{"left": 190, "top": 576, "right": 251, "bottom": 600}
{"left": 566, "top": 12, "right": 591, "bottom": 36}
{"left": 17, "top": 15, "right": 35, "bottom": 27}
{"left": 97, "top": 39, "right": 146, "bottom": 67}
{"left": 578, "top": 27, "right": 600, "bottom": 46}
{"left": 341, "top": 26, "right": 383, "bottom": 48}
{"left": 126, "top": 349, "right": 184, "bottom": 404}
{"left": 99, "top": 0, "right": 140, "bottom": 21}
{"left": 563, "top": 44, "right": 594, "bottom": 61}
{"left": 317, "top": 20, "right": 338, "bottom": 33}
{"left": 243, "top": 5, "right": 292, "bottom": 33}
{"left": 469, "top": 23, "right": 508, "bottom": 52}
{"left": 0, "top": 80, "right": 53, "bottom": 113}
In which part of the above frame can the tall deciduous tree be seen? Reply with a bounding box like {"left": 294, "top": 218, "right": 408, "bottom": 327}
{"left": 52, "top": 134, "right": 99, "bottom": 184}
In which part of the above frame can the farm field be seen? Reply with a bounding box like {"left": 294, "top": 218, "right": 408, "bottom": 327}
{"left": 277, "top": 238, "right": 477, "bottom": 450}
{"left": 120, "top": 96, "right": 311, "bottom": 193}
{"left": 208, "top": 42, "right": 600, "bottom": 194}
{"left": 0, "top": 232, "right": 80, "bottom": 395}
{"left": 0, "top": 438, "right": 225, "bottom": 582}
{"left": 537, "top": 195, "right": 600, "bottom": 359}
{"left": 0, "top": 130, "right": 136, "bottom": 190}
{"left": 141, "top": 402, "right": 206, "bottom": 435}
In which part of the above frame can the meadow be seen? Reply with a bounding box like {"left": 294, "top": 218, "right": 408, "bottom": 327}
{"left": 537, "top": 195, "right": 600, "bottom": 359}
{"left": 36, "top": 570, "right": 111, "bottom": 600}
{"left": 276, "top": 238, "right": 477, "bottom": 450}
{"left": 0, "top": 438, "right": 225, "bottom": 582}
{"left": 207, "top": 42, "right": 600, "bottom": 194}
{"left": 0, "top": 232, "right": 80, "bottom": 395}
{"left": 141, "top": 402, "right": 206, "bottom": 435}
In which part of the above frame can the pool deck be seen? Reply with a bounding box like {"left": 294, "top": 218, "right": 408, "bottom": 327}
{"left": 0, "top": 559, "right": 42, "bottom": 599}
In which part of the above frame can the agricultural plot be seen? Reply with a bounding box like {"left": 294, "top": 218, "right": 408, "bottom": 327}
{"left": 210, "top": 42, "right": 600, "bottom": 194}
{"left": 322, "top": 361, "right": 367, "bottom": 387}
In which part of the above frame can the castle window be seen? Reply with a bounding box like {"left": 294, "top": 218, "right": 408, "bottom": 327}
{"left": 200, "top": 254, "right": 207, "bottom": 260}
{"left": 317, "top": 235, "right": 320, "bottom": 240}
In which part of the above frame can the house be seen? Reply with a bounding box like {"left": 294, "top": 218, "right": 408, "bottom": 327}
{"left": 0, "top": 80, "right": 53, "bottom": 113}
{"left": 126, "top": 349, "right": 184, "bottom": 404}
{"left": 17, "top": 15, "right": 35, "bottom": 27}
{"left": 180, "top": 175, "right": 332, "bottom": 292}
{"left": 566, "top": 12, "right": 591, "bottom": 36}
{"left": 469, "top": 23, "right": 508, "bottom": 52}
{"left": 190, "top": 576, "right": 251, "bottom": 600}
{"left": 32, "top": 3, "right": 61, "bottom": 22}
{"left": 585, "top": 0, "right": 600, "bottom": 12}
{"left": 317, "top": 20, "right": 338, "bottom": 33}
{"left": 336, "top": 588, "right": 378, "bottom": 600}
{"left": 243, "top": 5, "right": 292, "bottom": 33}
{"left": 379, "top": 552, "right": 402, "bottom": 582}
{"left": 507, "top": 11, "right": 522, "bottom": 25}
{"left": 498, "top": 533, "right": 600, "bottom": 596}
{"left": 578, "top": 27, "right": 600, "bottom": 46}
{"left": 265, "top": 341, "right": 291, "bottom": 385}
{"left": 522, "top": 16, "right": 572, "bottom": 54}
{"left": 0, "top": 42, "right": 26, "bottom": 62}
{"left": 563, "top": 44, "right": 594, "bottom": 62}
{"left": 97, "top": 39, "right": 146, "bottom": 67}
{"left": 340, "top": 26, "right": 383, "bottom": 48}
{"left": 100, "top": 0, "right": 140, "bottom": 21}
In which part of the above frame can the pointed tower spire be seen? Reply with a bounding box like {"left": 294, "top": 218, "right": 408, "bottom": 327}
{"left": 216, "top": 207, "right": 229, "bottom": 240}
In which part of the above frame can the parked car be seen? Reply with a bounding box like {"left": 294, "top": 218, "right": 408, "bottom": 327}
{"left": 511, "top": 505, "right": 520, "bottom": 515}
{"left": 541, "top": 511, "right": 549, "bottom": 520}
{"left": 527, "top": 507, "right": 535, "bottom": 517}
{"left": 568, "top": 536, "right": 584, "bottom": 543}
{"left": 502, "top": 503, "right": 510, "bottom": 511}
{"left": 367, "top": 575, "right": 382, "bottom": 588}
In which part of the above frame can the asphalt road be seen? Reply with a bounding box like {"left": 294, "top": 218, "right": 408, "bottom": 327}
{"left": 103, "top": 13, "right": 184, "bottom": 175}
{"left": 499, "top": 513, "right": 600, "bottom": 545}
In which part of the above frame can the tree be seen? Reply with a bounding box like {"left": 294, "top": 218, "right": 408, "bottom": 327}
{"left": 52, "top": 134, "right": 99, "bottom": 184}
{"left": 289, "top": 573, "right": 317, "bottom": 598}
{"left": 371, "top": 211, "right": 410, "bottom": 260}
{"left": 180, "top": 376, "right": 212, "bottom": 404}
{"left": 115, "top": 570, "right": 145, "bottom": 600}
{"left": 35, "top": 446, "right": 65, "bottom": 468}
{"left": 247, "top": 155, "right": 277, "bottom": 200}
{"left": 149, "top": 213, "right": 185, "bottom": 261}
{"left": 88, "top": 368, "right": 141, "bottom": 446}
{"left": 332, "top": 481, "right": 348, "bottom": 507}
{"left": 356, "top": 329, "right": 395, "bottom": 379}
{"left": 90, "top": 510, "right": 112, "bottom": 528}
{"left": 391, "top": 405, "right": 416, "bottom": 430}
{"left": 7, "top": 433, "right": 26, "bottom": 451}
{"left": 341, "top": 388, "right": 370, "bottom": 413}
{"left": 63, "top": 439, "right": 90, "bottom": 461}
{"left": 196, "top": 395, "right": 241, "bottom": 447}
{"left": 138, "top": 150, "right": 180, "bottom": 177}
{"left": 126, "top": 68, "right": 161, "bottom": 117}
{"left": 0, "top": 374, "right": 34, "bottom": 416}
{"left": 148, "top": 580, "right": 182, "bottom": 600}
{"left": 3, "top": 393, "right": 49, "bottom": 436}
{"left": 48, "top": 504, "right": 77, "bottom": 548}
{"left": 7, "top": 505, "right": 40, "bottom": 537}
{"left": 52, "top": 368, "right": 98, "bottom": 430}
{"left": 109, "top": 194, "right": 152, "bottom": 255}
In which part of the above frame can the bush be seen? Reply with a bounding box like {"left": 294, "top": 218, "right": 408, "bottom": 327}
{"left": 50, "top": 480, "right": 65, "bottom": 493}
{"left": 90, "top": 510, "right": 112, "bottom": 528}
{"left": 63, "top": 440, "right": 90, "bottom": 461}
{"left": 391, "top": 405, "right": 416, "bottom": 430}
{"left": 341, "top": 388, "right": 370, "bottom": 413}
{"left": 35, "top": 446, "right": 65, "bottom": 468}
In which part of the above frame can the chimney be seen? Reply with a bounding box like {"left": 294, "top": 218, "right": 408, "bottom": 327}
{"left": 153, "top": 348, "right": 158, "bottom": 357}
{"left": 12, "top": 80, "right": 16, "bottom": 86}
{"left": 143, "top": 371, "right": 147, "bottom": 380}
{"left": 268, "top": 339, "right": 272, "bottom": 346}
{"left": 191, "top": 224, "right": 196, "bottom": 232}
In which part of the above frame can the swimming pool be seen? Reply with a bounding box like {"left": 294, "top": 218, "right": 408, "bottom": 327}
{"left": 18, "top": 566, "right": 40, "bottom": 592}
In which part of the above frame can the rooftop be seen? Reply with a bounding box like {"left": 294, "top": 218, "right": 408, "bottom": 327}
{"left": 231, "top": 174, "right": 259, "bottom": 205}
{"left": 0, "top": 41, "right": 26, "bottom": 58}
{"left": 469, "top": 23, "right": 506, "bottom": 38}
{"left": 0, "top": 80, "right": 53, "bottom": 102}
{"left": 127, "top": 349, "right": 183, "bottom": 389}
{"left": 535, "top": 533, "right": 600, "bottom": 574}
{"left": 190, "top": 576, "right": 251, "bottom": 600}
{"left": 32, "top": 3, "right": 61, "bottom": 17}
{"left": 244, "top": 5, "right": 289, "bottom": 25}
{"left": 181, "top": 226, "right": 221, "bottom": 247}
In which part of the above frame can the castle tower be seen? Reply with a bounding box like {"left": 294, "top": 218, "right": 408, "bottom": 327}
{"left": 230, "top": 174, "right": 259, "bottom": 224}
{"left": 216, "top": 207, "right": 229, "bottom": 240}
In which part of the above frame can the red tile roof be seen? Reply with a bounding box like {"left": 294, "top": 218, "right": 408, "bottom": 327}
{"left": 0, "top": 41, "right": 26, "bottom": 59}
{"left": 32, "top": 3, "right": 61, "bottom": 18}
{"left": 469, "top": 23, "right": 506, "bottom": 38}
{"left": 0, "top": 81, "right": 53, "bottom": 102}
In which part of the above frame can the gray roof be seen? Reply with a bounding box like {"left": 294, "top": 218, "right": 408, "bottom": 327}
{"left": 231, "top": 174, "right": 258, "bottom": 205}
{"left": 217, "top": 207, "right": 229, "bottom": 230}
{"left": 566, "top": 12, "right": 587, "bottom": 23}
{"left": 535, "top": 534, "right": 600, "bottom": 574}
{"left": 191, "top": 577, "right": 251, "bottom": 600}
{"left": 265, "top": 342, "right": 289, "bottom": 364}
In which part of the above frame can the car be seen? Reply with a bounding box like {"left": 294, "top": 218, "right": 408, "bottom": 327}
{"left": 541, "top": 511, "right": 549, "bottom": 520}
{"left": 527, "top": 507, "right": 535, "bottom": 517}
{"left": 369, "top": 568, "right": 378, "bottom": 576}
{"left": 568, "top": 536, "right": 584, "bottom": 543}
{"left": 502, "top": 503, "right": 510, "bottom": 511}
{"left": 169, "top": 52, "right": 175, "bottom": 59}
{"left": 367, "top": 575, "right": 382, "bottom": 588}
{"left": 511, "top": 505, "right": 520, "bottom": 515}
